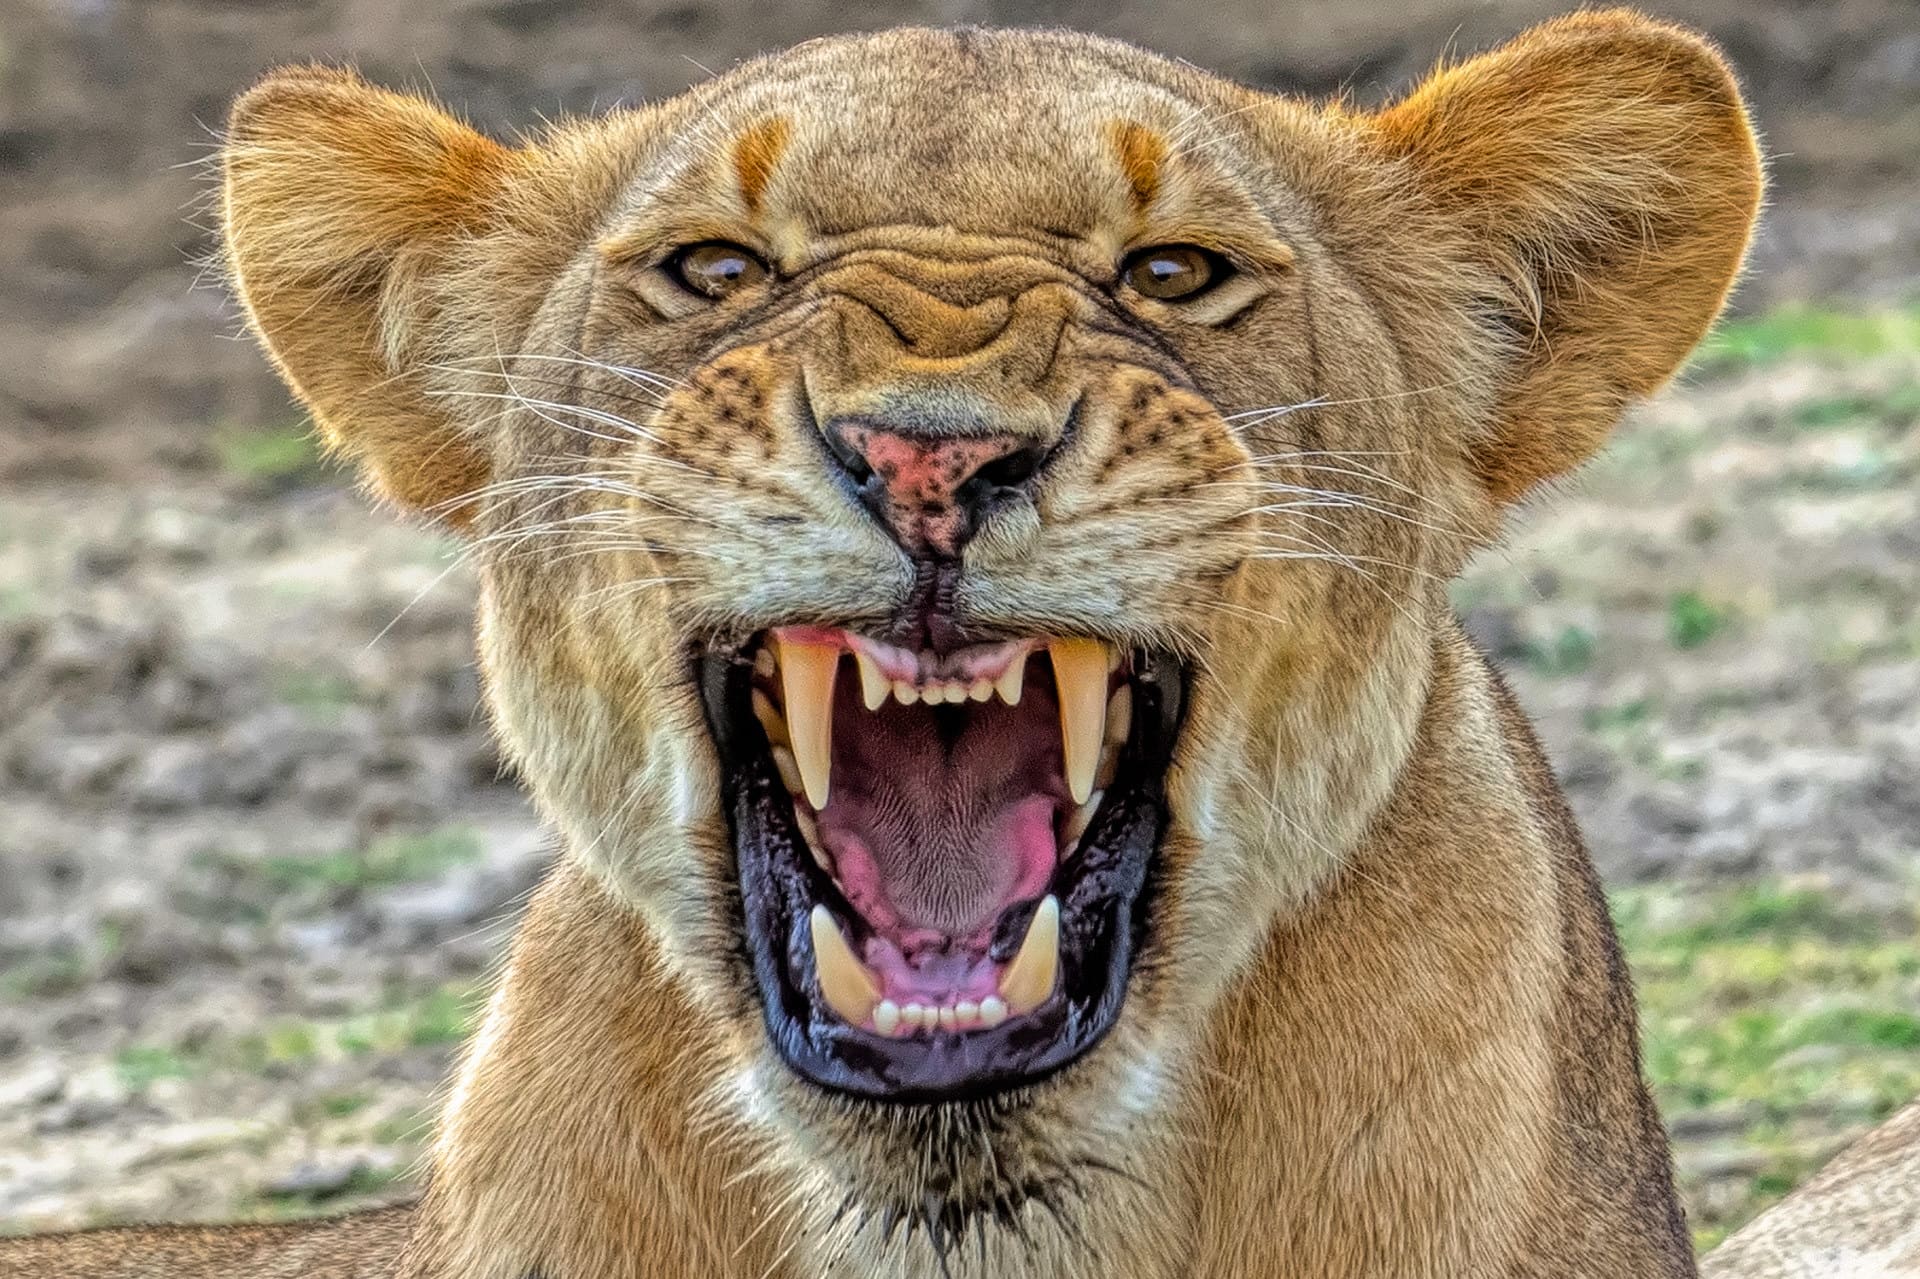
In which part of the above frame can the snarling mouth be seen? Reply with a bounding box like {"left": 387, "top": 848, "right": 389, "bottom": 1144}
{"left": 699, "top": 628, "right": 1182, "bottom": 1101}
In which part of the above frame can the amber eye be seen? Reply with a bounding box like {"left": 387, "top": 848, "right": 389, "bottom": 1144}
{"left": 1121, "top": 245, "right": 1229, "bottom": 301}
{"left": 667, "top": 241, "right": 769, "bottom": 298}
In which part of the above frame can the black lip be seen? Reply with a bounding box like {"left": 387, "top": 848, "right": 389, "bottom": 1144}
{"left": 698, "top": 646, "right": 1182, "bottom": 1103}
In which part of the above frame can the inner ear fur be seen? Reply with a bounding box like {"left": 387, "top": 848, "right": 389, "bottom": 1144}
{"left": 222, "top": 67, "right": 529, "bottom": 524}
{"left": 1369, "top": 10, "right": 1764, "bottom": 504}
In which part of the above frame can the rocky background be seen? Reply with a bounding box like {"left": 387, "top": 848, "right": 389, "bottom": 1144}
{"left": 1, "top": 0, "right": 1917, "bottom": 1254}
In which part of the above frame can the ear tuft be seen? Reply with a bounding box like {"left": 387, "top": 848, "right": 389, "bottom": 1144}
{"left": 223, "top": 67, "right": 521, "bottom": 523}
{"left": 1372, "top": 10, "right": 1764, "bottom": 502}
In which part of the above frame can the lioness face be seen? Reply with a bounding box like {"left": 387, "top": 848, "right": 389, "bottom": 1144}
{"left": 223, "top": 19, "right": 1757, "bottom": 1233}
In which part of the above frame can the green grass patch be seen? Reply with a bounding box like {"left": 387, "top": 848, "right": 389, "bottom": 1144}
{"left": 113, "top": 981, "right": 483, "bottom": 1089}
{"left": 215, "top": 423, "right": 330, "bottom": 488}
{"left": 1519, "top": 624, "right": 1596, "bottom": 675}
{"left": 253, "top": 828, "right": 484, "bottom": 894}
{"left": 1615, "top": 880, "right": 1920, "bottom": 1251}
{"left": 1667, "top": 591, "right": 1732, "bottom": 650}
{"left": 114, "top": 1044, "right": 196, "bottom": 1090}
{"left": 274, "top": 670, "right": 360, "bottom": 718}
{"left": 1696, "top": 303, "right": 1920, "bottom": 371}
{"left": 0, "top": 948, "right": 90, "bottom": 999}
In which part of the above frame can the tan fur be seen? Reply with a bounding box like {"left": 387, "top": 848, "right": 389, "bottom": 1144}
{"left": 3, "top": 12, "right": 1765, "bottom": 1277}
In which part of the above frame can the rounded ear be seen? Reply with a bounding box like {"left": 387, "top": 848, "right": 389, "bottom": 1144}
{"left": 222, "top": 67, "right": 525, "bottom": 525}
{"left": 1369, "top": 10, "right": 1764, "bottom": 503}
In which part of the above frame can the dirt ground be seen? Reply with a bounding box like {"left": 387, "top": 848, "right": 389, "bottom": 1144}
{"left": 0, "top": 0, "right": 1917, "bottom": 1256}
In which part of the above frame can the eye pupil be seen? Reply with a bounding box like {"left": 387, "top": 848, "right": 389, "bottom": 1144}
{"left": 671, "top": 241, "right": 769, "bottom": 298}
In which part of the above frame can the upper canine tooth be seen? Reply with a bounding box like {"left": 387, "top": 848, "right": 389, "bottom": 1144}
{"left": 809, "top": 905, "right": 879, "bottom": 1026}
{"left": 999, "top": 895, "right": 1059, "bottom": 1016}
{"left": 994, "top": 659, "right": 1026, "bottom": 706}
{"left": 854, "top": 651, "right": 890, "bottom": 711}
{"left": 778, "top": 638, "right": 838, "bottom": 810}
{"left": 1050, "top": 639, "right": 1110, "bottom": 805}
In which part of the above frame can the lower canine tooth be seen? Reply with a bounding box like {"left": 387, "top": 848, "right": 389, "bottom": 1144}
{"left": 809, "top": 905, "right": 879, "bottom": 1026}
{"left": 999, "top": 895, "right": 1060, "bottom": 1016}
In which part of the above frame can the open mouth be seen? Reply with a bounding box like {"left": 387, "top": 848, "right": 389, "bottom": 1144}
{"left": 698, "top": 628, "right": 1182, "bottom": 1102}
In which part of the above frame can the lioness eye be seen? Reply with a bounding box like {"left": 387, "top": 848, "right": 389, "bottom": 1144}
{"left": 1121, "top": 245, "right": 1228, "bottom": 301}
{"left": 668, "top": 242, "right": 769, "bottom": 298}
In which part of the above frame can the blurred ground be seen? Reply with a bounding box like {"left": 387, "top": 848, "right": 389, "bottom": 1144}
{"left": 0, "top": 0, "right": 1916, "bottom": 1258}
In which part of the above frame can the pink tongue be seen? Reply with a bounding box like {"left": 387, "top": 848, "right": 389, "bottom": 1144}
{"left": 813, "top": 674, "right": 1066, "bottom": 951}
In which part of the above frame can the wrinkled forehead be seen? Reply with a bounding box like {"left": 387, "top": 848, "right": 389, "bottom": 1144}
{"left": 615, "top": 28, "right": 1274, "bottom": 252}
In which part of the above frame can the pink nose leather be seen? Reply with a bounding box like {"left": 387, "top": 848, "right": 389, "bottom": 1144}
{"left": 833, "top": 423, "right": 1026, "bottom": 556}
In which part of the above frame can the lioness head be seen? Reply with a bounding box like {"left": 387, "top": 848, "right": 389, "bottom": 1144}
{"left": 222, "top": 11, "right": 1757, "bottom": 1233}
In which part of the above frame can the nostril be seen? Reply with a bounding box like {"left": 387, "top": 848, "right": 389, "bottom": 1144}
{"left": 969, "top": 445, "right": 1046, "bottom": 492}
{"left": 824, "top": 425, "right": 876, "bottom": 488}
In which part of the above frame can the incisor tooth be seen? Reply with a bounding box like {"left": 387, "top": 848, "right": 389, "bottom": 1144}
{"left": 854, "top": 651, "right": 890, "bottom": 711}
{"left": 978, "top": 995, "right": 1008, "bottom": 1028}
{"left": 902, "top": 1002, "right": 926, "bottom": 1029}
{"left": 1051, "top": 639, "right": 1110, "bottom": 805}
{"left": 809, "top": 905, "right": 878, "bottom": 1026}
{"left": 937, "top": 1006, "right": 958, "bottom": 1031}
{"left": 995, "top": 659, "right": 1026, "bottom": 706}
{"left": 873, "top": 1000, "right": 901, "bottom": 1036}
{"left": 969, "top": 679, "right": 993, "bottom": 702}
{"left": 955, "top": 1000, "right": 980, "bottom": 1027}
{"left": 779, "top": 638, "right": 838, "bottom": 810}
{"left": 999, "top": 895, "right": 1059, "bottom": 1016}
{"left": 893, "top": 681, "right": 920, "bottom": 706}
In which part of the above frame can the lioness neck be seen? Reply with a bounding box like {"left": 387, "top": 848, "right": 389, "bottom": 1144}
{"left": 398, "top": 626, "right": 1688, "bottom": 1279}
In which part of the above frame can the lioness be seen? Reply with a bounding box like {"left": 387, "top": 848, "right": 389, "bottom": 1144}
{"left": 2, "top": 10, "right": 1762, "bottom": 1277}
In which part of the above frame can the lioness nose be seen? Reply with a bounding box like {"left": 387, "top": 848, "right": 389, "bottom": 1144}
{"left": 824, "top": 418, "right": 1045, "bottom": 558}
